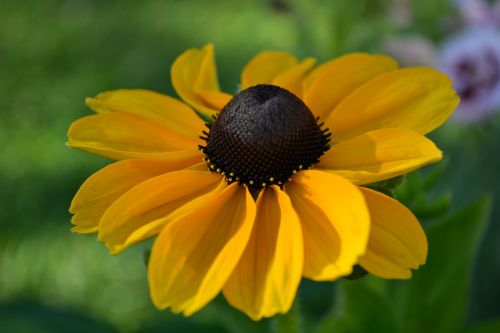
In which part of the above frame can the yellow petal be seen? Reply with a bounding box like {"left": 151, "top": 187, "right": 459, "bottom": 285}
{"left": 98, "top": 170, "right": 222, "bottom": 254}
{"left": 196, "top": 90, "right": 232, "bottom": 111}
{"left": 185, "top": 162, "right": 211, "bottom": 171}
{"left": 304, "top": 53, "right": 398, "bottom": 119}
{"left": 171, "top": 44, "right": 229, "bottom": 118}
{"left": 120, "top": 180, "right": 228, "bottom": 255}
{"left": 241, "top": 51, "right": 298, "bottom": 89}
{"left": 317, "top": 128, "right": 442, "bottom": 185}
{"left": 85, "top": 89, "right": 204, "bottom": 138}
{"left": 223, "top": 186, "right": 303, "bottom": 320}
{"left": 358, "top": 187, "right": 427, "bottom": 279}
{"left": 148, "top": 183, "right": 256, "bottom": 316}
{"left": 272, "top": 58, "right": 316, "bottom": 98}
{"left": 285, "top": 170, "right": 370, "bottom": 280}
{"left": 67, "top": 112, "right": 202, "bottom": 160}
{"left": 70, "top": 159, "right": 199, "bottom": 234}
{"left": 326, "top": 67, "right": 460, "bottom": 142}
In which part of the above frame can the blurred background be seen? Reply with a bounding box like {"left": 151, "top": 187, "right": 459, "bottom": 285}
{"left": 1, "top": 0, "right": 500, "bottom": 332}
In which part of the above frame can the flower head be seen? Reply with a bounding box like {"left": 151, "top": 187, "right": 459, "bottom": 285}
{"left": 455, "top": 0, "right": 500, "bottom": 28}
{"left": 68, "top": 44, "right": 458, "bottom": 320}
{"left": 440, "top": 27, "right": 500, "bottom": 121}
{"left": 201, "top": 84, "right": 330, "bottom": 190}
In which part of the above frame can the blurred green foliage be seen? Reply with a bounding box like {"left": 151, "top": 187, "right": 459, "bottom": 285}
{"left": 1, "top": 0, "right": 500, "bottom": 332}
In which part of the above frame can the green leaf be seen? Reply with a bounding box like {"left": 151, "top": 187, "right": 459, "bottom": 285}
{"left": 315, "top": 315, "right": 352, "bottom": 333}
{"left": 394, "top": 171, "right": 422, "bottom": 204}
{"left": 368, "top": 175, "right": 405, "bottom": 192}
{"left": 461, "top": 320, "right": 500, "bottom": 333}
{"left": 399, "top": 196, "right": 492, "bottom": 333}
{"left": 272, "top": 300, "right": 303, "bottom": 333}
{"left": 411, "top": 193, "right": 451, "bottom": 220}
{"left": 366, "top": 175, "right": 405, "bottom": 198}
{"left": 210, "top": 296, "right": 271, "bottom": 333}
{"left": 421, "top": 159, "right": 447, "bottom": 192}
{"left": 316, "top": 281, "right": 399, "bottom": 333}
{"left": 393, "top": 164, "right": 451, "bottom": 221}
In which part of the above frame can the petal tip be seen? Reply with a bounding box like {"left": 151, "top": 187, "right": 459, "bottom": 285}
{"left": 202, "top": 43, "right": 215, "bottom": 53}
{"left": 84, "top": 96, "right": 96, "bottom": 106}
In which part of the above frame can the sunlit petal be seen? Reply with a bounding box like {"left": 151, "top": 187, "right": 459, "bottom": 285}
{"left": 70, "top": 159, "right": 201, "bottom": 234}
{"left": 358, "top": 187, "right": 427, "bottom": 279}
{"left": 67, "top": 112, "right": 202, "bottom": 160}
{"left": 303, "top": 53, "right": 398, "bottom": 119}
{"left": 223, "top": 186, "right": 303, "bottom": 320}
{"left": 285, "top": 170, "right": 370, "bottom": 280}
{"left": 326, "top": 67, "right": 460, "bottom": 142}
{"left": 317, "top": 128, "right": 442, "bottom": 185}
{"left": 85, "top": 89, "right": 204, "bottom": 138}
{"left": 98, "top": 171, "right": 222, "bottom": 254}
{"left": 171, "top": 44, "right": 230, "bottom": 118}
{"left": 241, "top": 51, "right": 298, "bottom": 89}
{"left": 149, "top": 183, "right": 256, "bottom": 315}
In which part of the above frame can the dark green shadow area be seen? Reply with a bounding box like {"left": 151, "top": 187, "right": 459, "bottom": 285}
{"left": 0, "top": 299, "right": 118, "bottom": 333}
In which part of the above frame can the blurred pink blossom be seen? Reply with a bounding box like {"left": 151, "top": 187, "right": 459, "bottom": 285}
{"left": 440, "top": 27, "right": 500, "bottom": 121}
{"left": 385, "top": 1, "right": 500, "bottom": 122}
{"left": 455, "top": 0, "right": 500, "bottom": 27}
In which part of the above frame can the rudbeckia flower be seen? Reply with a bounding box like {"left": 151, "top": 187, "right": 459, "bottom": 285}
{"left": 68, "top": 44, "right": 459, "bottom": 320}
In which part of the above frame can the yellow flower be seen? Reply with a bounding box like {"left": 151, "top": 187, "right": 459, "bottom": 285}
{"left": 67, "top": 44, "right": 459, "bottom": 320}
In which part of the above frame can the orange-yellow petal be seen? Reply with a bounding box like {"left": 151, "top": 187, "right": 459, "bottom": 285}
{"left": 70, "top": 159, "right": 200, "bottom": 234}
{"left": 223, "top": 186, "right": 303, "bottom": 320}
{"left": 358, "top": 187, "right": 427, "bottom": 279}
{"left": 171, "top": 44, "right": 231, "bottom": 118}
{"left": 316, "top": 128, "right": 442, "bottom": 185}
{"left": 285, "top": 170, "right": 370, "bottom": 280}
{"left": 196, "top": 90, "right": 232, "bottom": 111}
{"left": 118, "top": 180, "right": 229, "bottom": 254}
{"left": 148, "top": 183, "right": 256, "bottom": 316}
{"left": 303, "top": 53, "right": 398, "bottom": 119}
{"left": 85, "top": 89, "right": 205, "bottom": 138}
{"left": 67, "top": 112, "right": 202, "bottom": 160}
{"left": 326, "top": 67, "right": 460, "bottom": 142}
{"left": 272, "top": 58, "right": 316, "bottom": 98}
{"left": 98, "top": 170, "right": 222, "bottom": 254}
{"left": 241, "top": 51, "right": 298, "bottom": 89}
